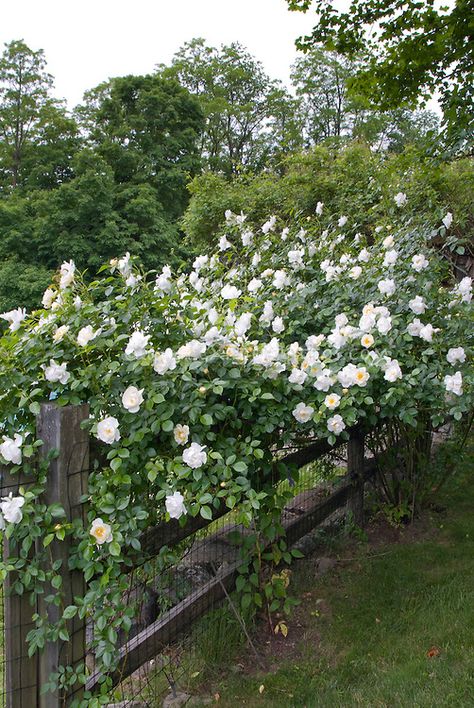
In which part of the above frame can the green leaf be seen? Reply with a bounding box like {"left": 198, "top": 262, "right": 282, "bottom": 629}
{"left": 63, "top": 605, "right": 78, "bottom": 620}
{"left": 200, "top": 505, "right": 213, "bottom": 520}
{"left": 109, "top": 541, "right": 121, "bottom": 557}
{"left": 29, "top": 401, "right": 41, "bottom": 416}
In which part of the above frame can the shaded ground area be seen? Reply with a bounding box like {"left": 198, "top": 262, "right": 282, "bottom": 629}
{"left": 188, "top": 445, "right": 474, "bottom": 707}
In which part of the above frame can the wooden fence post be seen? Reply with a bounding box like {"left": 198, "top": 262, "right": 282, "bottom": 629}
{"left": 1, "top": 464, "right": 39, "bottom": 707}
{"left": 36, "top": 403, "right": 89, "bottom": 707}
{"left": 346, "top": 429, "right": 365, "bottom": 527}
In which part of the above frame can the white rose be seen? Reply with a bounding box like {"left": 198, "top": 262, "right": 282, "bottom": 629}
{"left": 407, "top": 318, "right": 423, "bottom": 337}
{"left": 43, "top": 359, "right": 70, "bottom": 385}
{"left": 378, "top": 279, "right": 396, "bottom": 296}
{"left": 327, "top": 414, "right": 346, "bottom": 435}
{"left": 444, "top": 371, "right": 462, "bottom": 396}
{"left": 408, "top": 296, "right": 426, "bottom": 315}
{"left": 0, "top": 434, "right": 23, "bottom": 465}
{"left": 96, "top": 416, "right": 120, "bottom": 444}
{"left": 384, "top": 358, "right": 402, "bottom": 382}
{"left": 153, "top": 348, "right": 176, "bottom": 375}
{"left": 182, "top": 442, "right": 207, "bottom": 469}
{"left": 273, "top": 270, "right": 289, "bottom": 289}
{"left": 272, "top": 316, "right": 285, "bottom": 334}
{"left": 338, "top": 215, "right": 348, "bottom": 227}
{"left": 77, "top": 325, "right": 99, "bottom": 347}
{"left": 0, "top": 307, "right": 27, "bottom": 332}
{"left": 419, "top": 323, "right": 437, "bottom": 342}
{"left": 177, "top": 340, "right": 207, "bottom": 360}
{"left": 314, "top": 373, "right": 332, "bottom": 392}
{"left": 221, "top": 284, "right": 241, "bottom": 300}
{"left": 219, "top": 235, "right": 231, "bottom": 251}
{"left": 90, "top": 518, "right": 113, "bottom": 545}
{"left": 174, "top": 424, "right": 190, "bottom": 445}
{"left": 125, "top": 330, "right": 150, "bottom": 358}
{"left": 316, "top": 201, "right": 324, "bottom": 215}
{"left": 59, "top": 260, "right": 76, "bottom": 289}
{"left": 394, "top": 192, "right": 407, "bottom": 207}
{"left": 248, "top": 278, "right": 262, "bottom": 293}
{"left": 292, "top": 402, "right": 314, "bottom": 423}
{"left": 361, "top": 333, "right": 374, "bottom": 348}
{"left": 121, "top": 386, "right": 144, "bottom": 413}
{"left": 234, "top": 313, "right": 252, "bottom": 337}
{"left": 383, "top": 249, "right": 398, "bottom": 267}
{"left": 446, "top": 347, "right": 465, "bottom": 365}
{"left": 166, "top": 491, "right": 187, "bottom": 520}
{"left": 289, "top": 369, "right": 307, "bottom": 385}
{"left": 260, "top": 301, "right": 274, "bottom": 324}
{"left": 42, "top": 288, "right": 57, "bottom": 309}
{"left": 349, "top": 266, "right": 362, "bottom": 279}
{"left": 53, "top": 325, "right": 70, "bottom": 342}
{"left": 0, "top": 494, "right": 25, "bottom": 524}
{"left": 411, "top": 254, "right": 429, "bottom": 272}
{"left": 358, "top": 248, "right": 370, "bottom": 262}
{"left": 442, "top": 212, "right": 453, "bottom": 229}
{"left": 261, "top": 215, "right": 277, "bottom": 233}
{"left": 383, "top": 235, "right": 394, "bottom": 248}
{"left": 376, "top": 316, "right": 392, "bottom": 335}
{"left": 324, "top": 393, "right": 341, "bottom": 410}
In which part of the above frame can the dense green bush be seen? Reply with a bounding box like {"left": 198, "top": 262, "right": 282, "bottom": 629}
{"left": 182, "top": 143, "right": 474, "bottom": 255}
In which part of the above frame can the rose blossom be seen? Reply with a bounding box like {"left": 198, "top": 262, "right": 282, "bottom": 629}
{"left": 165, "top": 491, "right": 187, "bottom": 519}
{"left": 183, "top": 442, "right": 207, "bottom": 469}
{"left": 122, "top": 386, "right": 144, "bottom": 413}
{"left": 96, "top": 417, "right": 120, "bottom": 444}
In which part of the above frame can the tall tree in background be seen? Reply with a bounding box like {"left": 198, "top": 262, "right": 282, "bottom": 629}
{"left": 291, "top": 47, "right": 439, "bottom": 151}
{"left": 78, "top": 74, "right": 203, "bottom": 219}
{"left": 162, "top": 39, "right": 301, "bottom": 176}
{"left": 291, "top": 48, "right": 360, "bottom": 144}
{"left": 286, "top": 0, "right": 474, "bottom": 152}
{"left": 0, "top": 39, "right": 77, "bottom": 190}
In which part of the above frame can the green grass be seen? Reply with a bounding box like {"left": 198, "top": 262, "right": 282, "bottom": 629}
{"left": 195, "top": 442, "right": 474, "bottom": 707}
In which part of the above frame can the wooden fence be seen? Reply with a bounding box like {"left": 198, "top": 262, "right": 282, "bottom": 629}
{"left": 1, "top": 403, "right": 378, "bottom": 706}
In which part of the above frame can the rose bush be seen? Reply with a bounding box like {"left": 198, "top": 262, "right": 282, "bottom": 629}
{"left": 0, "top": 194, "right": 472, "bottom": 700}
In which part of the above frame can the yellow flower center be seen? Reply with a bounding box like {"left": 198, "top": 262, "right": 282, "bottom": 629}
{"left": 95, "top": 526, "right": 105, "bottom": 538}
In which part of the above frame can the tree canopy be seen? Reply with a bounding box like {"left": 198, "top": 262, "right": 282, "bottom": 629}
{"left": 286, "top": 0, "right": 474, "bottom": 152}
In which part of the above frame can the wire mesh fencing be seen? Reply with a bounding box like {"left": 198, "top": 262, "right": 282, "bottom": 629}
{"left": 0, "top": 403, "right": 372, "bottom": 707}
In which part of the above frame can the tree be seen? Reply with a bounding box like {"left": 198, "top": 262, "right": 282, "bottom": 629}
{"left": 291, "top": 48, "right": 361, "bottom": 144}
{"left": 291, "top": 47, "right": 439, "bottom": 151}
{"left": 0, "top": 39, "right": 77, "bottom": 190}
{"left": 162, "top": 38, "right": 300, "bottom": 175}
{"left": 286, "top": 0, "right": 474, "bottom": 151}
{"left": 77, "top": 73, "right": 204, "bottom": 220}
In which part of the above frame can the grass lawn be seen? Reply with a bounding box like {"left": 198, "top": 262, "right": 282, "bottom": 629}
{"left": 190, "top": 441, "right": 474, "bottom": 707}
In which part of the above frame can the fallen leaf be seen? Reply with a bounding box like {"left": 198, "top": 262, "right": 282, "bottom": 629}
{"left": 214, "top": 693, "right": 220, "bottom": 702}
{"left": 259, "top": 684, "right": 265, "bottom": 694}
{"left": 427, "top": 646, "right": 441, "bottom": 658}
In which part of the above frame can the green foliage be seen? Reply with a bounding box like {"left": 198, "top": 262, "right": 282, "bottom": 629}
{"left": 183, "top": 143, "right": 474, "bottom": 253}
{"left": 0, "top": 39, "right": 78, "bottom": 191}
{"left": 162, "top": 38, "right": 302, "bottom": 176}
{"left": 78, "top": 73, "right": 204, "bottom": 220}
{"left": 287, "top": 0, "right": 474, "bottom": 153}
{"left": 201, "top": 438, "right": 474, "bottom": 706}
{"left": 0, "top": 191, "right": 472, "bottom": 698}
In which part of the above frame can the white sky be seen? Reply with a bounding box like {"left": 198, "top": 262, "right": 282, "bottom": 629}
{"left": 0, "top": 0, "right": 327, "bottom": 108}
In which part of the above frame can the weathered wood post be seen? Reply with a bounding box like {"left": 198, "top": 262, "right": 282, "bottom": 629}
{"left": 346, "top": 429, "right": 365, "bottom": 527}
{"left": 1, "top": 464, "right": 39, "bottom": 707}
{"left": 36, "top": 403, "right": 89, "bottom": 707}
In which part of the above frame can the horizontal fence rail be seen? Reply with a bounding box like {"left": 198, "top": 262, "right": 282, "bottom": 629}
{"left": 2, "top": 403, "right": 380, "bottom": 705}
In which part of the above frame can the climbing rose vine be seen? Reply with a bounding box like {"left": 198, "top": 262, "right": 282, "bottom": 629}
{"left": 0, "top": 197, "right": 472, "bottom": 701}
